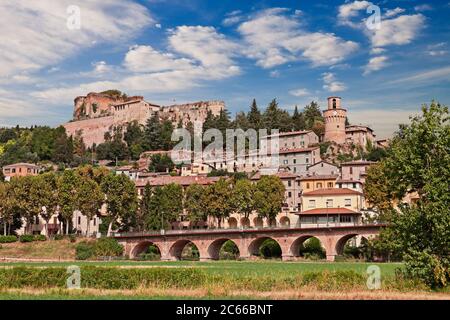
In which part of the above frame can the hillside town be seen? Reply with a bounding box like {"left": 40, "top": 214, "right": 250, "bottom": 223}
{"left": 0, "top": 92, "right": 392, "bottom": 237}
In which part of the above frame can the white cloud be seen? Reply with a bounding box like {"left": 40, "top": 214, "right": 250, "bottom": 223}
{"left": 370, "top": 14, "right": 425, "bottom": 47}
{"left": 370, "top": 47, "right": 386, "bottom": 55}
{"left": 269, "top": 70, "right": 280, "bottom": 78}
{"left": 322, "top": 72, "right": 346, "bottom": 92}
{"left": 124, "top": 45, "right": 194, "bottom": 73}
{"left": 289, "top": 88, "right": 310, "bottom": 97}
{"left": 364, "top": 55, "right": 389, "bottom": 75}
{"left": 414, "top": 4, "right": 433, "bottom": 12}
{"left": 0, "top": 0, "right": 153, "bottom": 78}
{"left": 338, "top": 1, "right": 372, "bottom": 28}
{"left": 31, "top": 27, "right": 242, "bottom": 105}
{"left": 222, "top": 11, "right": 244, "bottom": 27}
{"left": 169, "top": 26, "right": 240, "bottom": 69}
{"left": 238, "top": 8, "right": 358, "bottom": 68}
{"left": 384, "top": 7, "right": 405, "bottom": 18}
{"left": 388, "top": 66, "right": 450, "bottom": 85}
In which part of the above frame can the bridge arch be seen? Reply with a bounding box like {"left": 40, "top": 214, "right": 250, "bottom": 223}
{"left": 289, "top": 235, "right": 326, "bottom": 259}
{"left": 131, "top": 241, "right": 162, "bottom": 259}
{"left": 248, "top": 237, "right": 283, "bottom": 259}
{"left": 335, "top": 233, "right": 371, "bottom": 257}
{"left": 207, "top": 238, "right": 240, "bottom": 260}
{"left": 169, "top": 239, "right": 201, "bottom": 260}
{"left": 228, "top": 217, "right": 238, "bottom": 229}
{"left": 240, "top": 217, "right": 250, "bottom": 228}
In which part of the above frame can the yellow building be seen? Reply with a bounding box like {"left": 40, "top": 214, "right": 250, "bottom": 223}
{"left": 299, "top": 174, "right": 339, "bottom": 193}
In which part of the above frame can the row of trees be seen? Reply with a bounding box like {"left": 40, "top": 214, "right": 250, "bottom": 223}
{"left": 139, "top": 175, "right": 286, "bottom": 231}
{"left": 0, "top": 166, "right": 137, "bottom": 237}
{"left": 94, "top": 99, "right": 325, "bottom": 161}
{"left": 0, "top": 166, "right": 286, "bottom": 237}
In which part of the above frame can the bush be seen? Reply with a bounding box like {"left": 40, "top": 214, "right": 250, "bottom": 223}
{"left": 0, "top": 235, "right": 18, "bottom": 243}
{"left": 94, "top": 238, "right": 124, "bottom": 257}
{"left": 34, "top": 235, "right": 46, "bottom": 241}
{"left": 19, "top": 235, "right": 35, "bottom": 243}
{"left": 54, "top": 234, "right": 64, "bottom": 241}
{"left": 259, "top": 239, "right": 282, "bottom": 259}
{"left": 75, "top": 241, "right": 95, "bottom": 260}
{"left": 219, "top": 240, "right": 240, "bottom": 260}
{"left": 69, "top": 234, "right": 77, "bottom": 243}
{"left": 299, "top": 238, "right": 326, "bottom": 259}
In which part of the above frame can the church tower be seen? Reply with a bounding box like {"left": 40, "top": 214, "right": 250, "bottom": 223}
{"left": 323, "top": 96, "right": 347, "bottom": 144}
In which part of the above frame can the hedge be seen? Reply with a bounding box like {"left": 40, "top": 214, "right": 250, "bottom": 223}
{"left": 19, "top": 235, "right": 35, "bottom": 243}
{"left": 75, "top": 238, "right": 124, "bottom": 260}
{"left": 0, "top": 235, "right": 18, "bottom": 243}
{"left": 0, "top": 267, "right": 206, "bottom": 290}
{"left": 34, "top": 235, "right": 47, "bottom": 241}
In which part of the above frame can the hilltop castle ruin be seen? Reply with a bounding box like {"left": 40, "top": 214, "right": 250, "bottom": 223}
{"left": 64, "top": 91, "right": 224, "bottom": 147}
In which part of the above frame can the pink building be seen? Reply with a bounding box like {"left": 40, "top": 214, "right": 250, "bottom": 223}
{"left": 340, "top": 160, "right": 375, "bottom": 184}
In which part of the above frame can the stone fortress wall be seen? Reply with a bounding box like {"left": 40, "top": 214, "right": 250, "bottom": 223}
{"left": 64, "top": 91, "right": 224, "bottom": 147}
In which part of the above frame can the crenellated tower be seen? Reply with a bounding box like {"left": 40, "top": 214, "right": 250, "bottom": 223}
{"left": 323, "top": 96, "right": 347, "bottom": 144}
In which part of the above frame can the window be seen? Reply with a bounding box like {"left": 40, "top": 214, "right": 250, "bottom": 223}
{"left": 306, "top": 183, "right": 310, "bottom": 189}
{"left": 288, "top": 181, "right": 292, "bottom": 187}
{"left": 349, "top": 167, "right": 353, "bottom": 174}
{"left": 78, "top": 217, "right": 81, "bottom": 225}
{"left": 332, "top": 98, "right": 337, "bottom": 109}
{"left": 327, "top": 182, "right": 333, "bottom": 188}
{"left": 93, "top": 218, "right": 96, "bottom": 226}
{"left": 305, "top": 158, "right": 309, "bottom": 164}
{"left": 316, "top": 182, "right": 322, "bottom": 188}
{"left": 353, "top": 183, "right": 356, "bottom": 189}
{"left": 345, "top": 199, "right": 351, "bottom": 207}
{"left": 308, "top": 200, "right": 316, "bottom": 208}
{"left": 293, "top": 167, "right": 297, "bottom": 173}
{"left": 326, "top": 199, "right": 333, "bottom": 208}
{"left": 283, "top": 160, "right": 288, "bottom": 165}
{"left": 293, "top": 159, "right": 296, "bottom": 164}
{"left": 340, "top": 216, "right": 352, "bottom": 223}
{"left": 288, "top": 192, "right": 292, "bottom": 198}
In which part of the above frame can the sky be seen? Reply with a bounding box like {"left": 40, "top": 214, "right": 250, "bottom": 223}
{"left": 0, "top": 0, "right": 449, "bottom": 139}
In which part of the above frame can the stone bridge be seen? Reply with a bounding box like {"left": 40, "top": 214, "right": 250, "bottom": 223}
{"left": 114, "top": 224, "right": 384, "bottom": 262}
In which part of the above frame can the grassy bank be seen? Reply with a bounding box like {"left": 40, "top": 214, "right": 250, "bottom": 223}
{"left": 0, "top": 239, "right": 77, "bottom": 260}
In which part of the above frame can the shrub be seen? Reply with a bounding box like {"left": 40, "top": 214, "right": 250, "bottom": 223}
{"left": 75, "top": 241, "right": 95, "bottom": 260}
{"left": 0, "top": 235, "right": 18, "bottom": 243}
{"left": 299, "top": 238, "right": 326, "bottom": 259}
{"left": 54, "top": 234, "right": 64, "bottom": 241}
{"left": 69, "top": 234, "right": 77, "bottom": 243}
{"left": 259, "top": 239, "right": 282, "bottom": 259}
{"left": 34, "top": 235, "right": 47, "bottom": 241}
{"left": 94, "top": 238, "right": 124, "bottom": 257}
{"left": 19, "top": 235, "right": 35, "bottom": 243}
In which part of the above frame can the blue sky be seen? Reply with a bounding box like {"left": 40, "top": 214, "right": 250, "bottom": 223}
{"left": 0, "top": 0, "right": 449, "bottom": 138}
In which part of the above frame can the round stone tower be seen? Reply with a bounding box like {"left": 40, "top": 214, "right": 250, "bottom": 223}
{"left": 323, "top": 96, "right": 347, "bottom": 144}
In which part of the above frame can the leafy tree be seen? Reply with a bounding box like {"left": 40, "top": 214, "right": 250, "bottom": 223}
{"left": 148, "top": 154, "right": 175, "bottom": 172}
{"left": 143, "top": 115, "right": 163, "bottom": 150}
{"left": 263, "top": 99, "right": 293, "bottom": 132}
{"left": 203, "top": 178, "right": 234, "bottom": 228}
{"left": 247, "top": 99, "right": 262, "bottom": 130}
{"left": 254, "top": 175, "right": 286, "bottom": 221}
{"left": 184, "top": 184, "right": 208, "bottom": 223}
{"left": 366, "top": 102, "right": 449, "bottom": 288}
{"left": 77, "top": 175, "right": 103, "bottom": 236}
{"left": 52, "top": 126, "right": 74, "bottom": 164}
{"left": 34, "top": 173, "right": 59, "bottom": 237}
{"left": 292, "top": 105, "right": 306, "bottom": 131}
{"left": 303, "top": 101, "right": 323, "bottom": 130}
{"left": 144, "top": 184, "right": 183, "bottom": 230}
{"left": 0, "top": 182, "right": 14, "bottom": 235}
{"left": 231, "top": 179, "right": 255, "bottom": 219}
{"left": 57, "top": 170, "right": 79, "bottom": 234}
{"left": 233, "top": 112, "right": 250, "bottom": 131}
{"left": 100, "top": 173, "right": 138, "bottom": 236}
{"left": 160, "top": 119, "right": 175, "bottom": 150}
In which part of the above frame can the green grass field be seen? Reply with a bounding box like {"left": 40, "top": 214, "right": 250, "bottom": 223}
{"left": 0, "top": 260, "right": 402, "bottom": 277}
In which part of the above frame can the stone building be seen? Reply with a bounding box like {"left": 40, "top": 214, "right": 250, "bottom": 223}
{"left": 64, "top": 92, "right": 224, "bottom": 147}
{"left": 323, "top": 96, "right": 347, "bottom": 144}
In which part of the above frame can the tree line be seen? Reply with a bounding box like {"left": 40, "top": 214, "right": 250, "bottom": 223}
{"left": 0, "top": 166, "right": 286, "bottom": 236}
{"left": 139, "top": 175, "right": 286, "bottom": 231}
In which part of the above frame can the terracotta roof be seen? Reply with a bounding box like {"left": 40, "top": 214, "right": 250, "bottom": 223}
{"left": 261, "top": 130, "right": 313, "bottom": 138}
{"left": 278, "top": 147, "right": 319, "bottom": 155}
{"left": 302, "top": 188, "right": 362, "bottom": 196}
{"left": 336, "top": 179, "right": 363, "bottom": 184}
{"left": 341, "top": 160, "right": 375, "bottom": 166}
{"left": 345, "top": 125, "right": 374, "bottom": 133}
{"left": 135, "top": 176, "right": 222, "bottom": 187}
{"left": 3, "top": 163, "right": 40, "bottom": 169}
{"left": 307, "top": 160, "right": 339, "bottom": 169}
{"left": 250, "top": 171, "right": 298, "bottom": 180}
{"left": 299, "top": 174, "right": 339, "bottom": 181}
{"left": 298, "top": 208, "right": 361, "bottom": 215}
